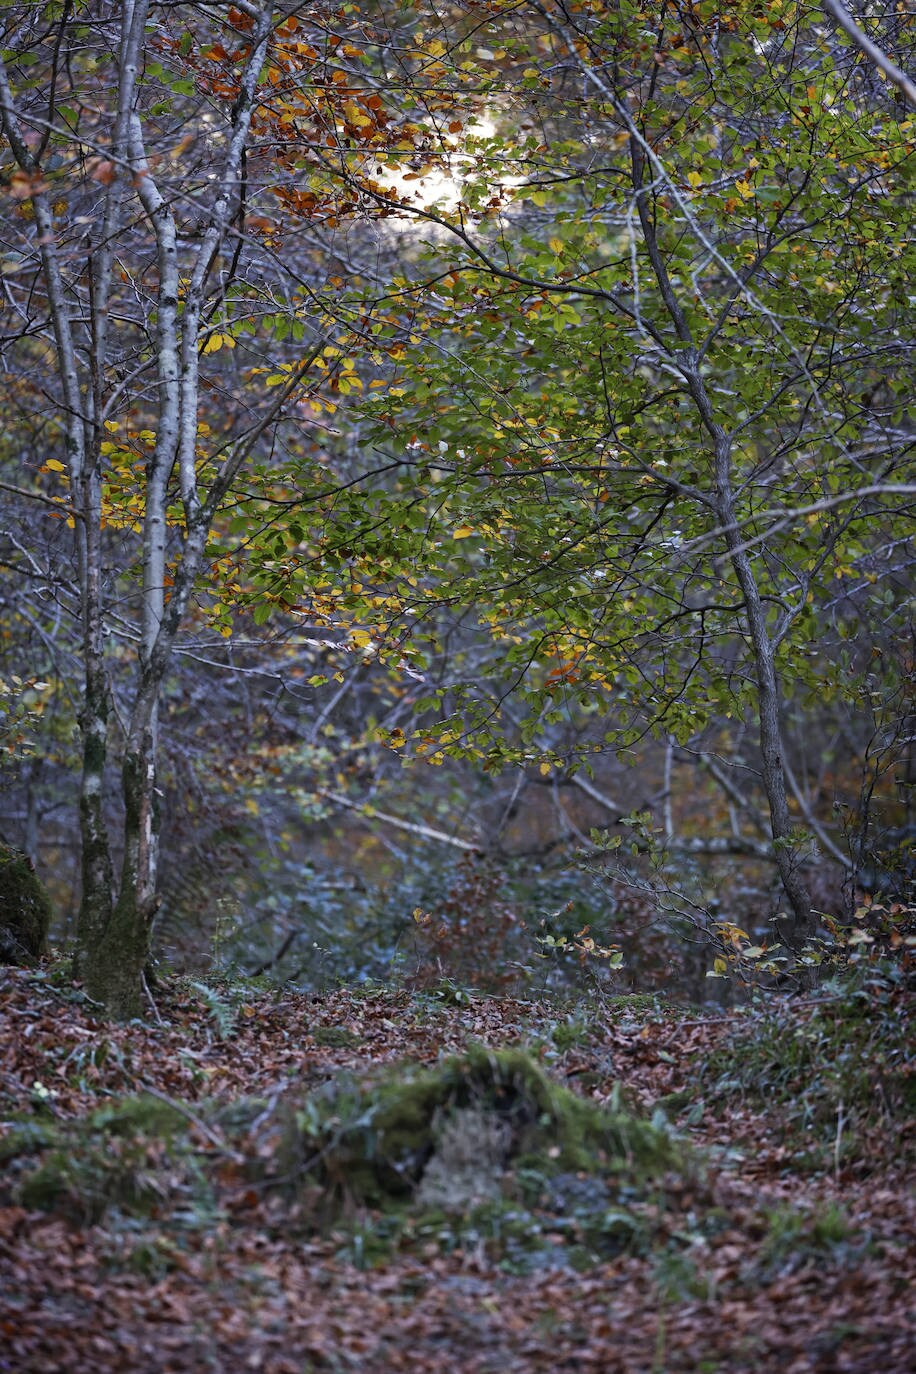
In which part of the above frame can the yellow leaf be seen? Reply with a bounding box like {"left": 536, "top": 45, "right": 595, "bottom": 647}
{"left": 204, "top": 332, "right": 235, "bottom": 354}
{"left": 342, "top": 101, "right": 371, "bottom": 129}
{"left": 687, "top": 170, "right": 702, "bottom": 189}
{"left": 548, "top": 237, "right": 563, "bottom": 255}
{"left": 103, "top": 420, "right": 119, "bottom": 433}
{"left": 42, "top": 459, "right": 66, "bottom": 472}
{"left": 351, "top": 628, "right": 372, "bottom": 647}
{"left": 452, "top": 525, "right": 474, "bottom": 539}
{"left": 713, "top": 956, "right": 727, "bottom": 974}
{"left": 539, "top": 761, "right": 552, "bottom": 776}
{"left": 735, "top": 179, "right": 754, "bottom": 200}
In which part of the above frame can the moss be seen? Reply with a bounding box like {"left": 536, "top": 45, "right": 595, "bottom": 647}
{"left": 0, "top": 844, "right": 52, "bottom": 965}
{"left": 14, "top": 1094, "right": 191, "bottom": 1222}
{"left": 654, "top": 1088, "right": 694, "bottom": 1116}
{"left": 312, "top": 1025, "right": 362, "bottom": 1048}
{"left": 84, "top": 901, "right": 150, "bottom": 1019}
{"left": 281, "top": 1045, "right": 691, "bottom": 1217}
{"left": 602, "top": 993, "right": 663, "bottom": 1012}
{"left": 84, "top": 1094, "right": 188, "bottom": 1138}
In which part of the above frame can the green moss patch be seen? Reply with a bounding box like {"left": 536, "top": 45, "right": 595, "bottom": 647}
{"left": 10, "top": 1094, "right": 195, "bottom": 1224}
{"left": 312, "top": 1025, "right": 363, "bottom": 1048}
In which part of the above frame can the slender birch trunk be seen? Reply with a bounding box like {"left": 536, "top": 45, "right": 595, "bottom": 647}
{"left": 2, "top": 1, "right": 276, "bottom": 1016}
{"left": 83, "top": 3, "right": 274, "bottom": 1016}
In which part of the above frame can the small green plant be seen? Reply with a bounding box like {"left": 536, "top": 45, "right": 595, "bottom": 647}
{"left": 423, "top": 976, "right": 478, "bottom": 1006}
{"left": 653, "top": 1246, "right": 717, "bottom": 1303}
{"left": 188, "top": 980, "right": 237, "bottom": 1040}
{"left": 550, "top": 1011, "right": 597, "bottom": 1052}
{"left": 755, "top": 1203, "right": 859, "bottom": 1276}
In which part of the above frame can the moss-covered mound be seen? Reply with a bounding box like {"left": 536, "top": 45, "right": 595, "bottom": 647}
{"left": 0, "top": 844, "right": 51, "bottom": 965}
{"left": 6, "top": 1095, "right": 192, "bottom": 1224}
{"left": 281, "top": 1045, "right": 692, "bottom": 1216}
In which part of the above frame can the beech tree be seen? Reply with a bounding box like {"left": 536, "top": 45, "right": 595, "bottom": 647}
{"left": 245, "top": 0, "right": 914, "bottom": 957}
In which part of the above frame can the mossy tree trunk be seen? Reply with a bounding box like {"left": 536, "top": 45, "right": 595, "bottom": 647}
{"left": 74, "top": 664, "right": 115, "bottom": 977}
{"left": 83, "top": 737, "right": 159, "bottom": 1020}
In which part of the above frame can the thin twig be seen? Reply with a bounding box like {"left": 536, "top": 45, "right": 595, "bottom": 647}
{"left": 135, "top": 1081, "right": 246, "bottom": 1164}
{"left": 141, "top": 969, "right": 163, "bottom": 1026}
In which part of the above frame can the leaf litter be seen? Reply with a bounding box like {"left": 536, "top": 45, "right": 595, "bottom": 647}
{"left": 0, "top": 965, "right": 913, "bottom": 1372}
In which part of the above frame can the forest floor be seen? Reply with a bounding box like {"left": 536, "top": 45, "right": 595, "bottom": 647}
{"left": 0, "top": 963, "right": 913, "bottom": 1373}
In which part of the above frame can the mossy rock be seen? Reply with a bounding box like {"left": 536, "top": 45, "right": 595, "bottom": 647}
{"left": 0, "top": 844, "right": 51, "bottom": 965}
{"left": 279, "top": 1045, "right": 693, "bottom": 1217}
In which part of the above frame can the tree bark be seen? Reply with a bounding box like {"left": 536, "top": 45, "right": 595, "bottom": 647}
{"left": 710, "top": 432, "right": 816, "bottom": 948}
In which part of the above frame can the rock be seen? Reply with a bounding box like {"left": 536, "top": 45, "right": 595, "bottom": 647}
{"left": 0, "top": 843, "right": 52, "bottom": 965}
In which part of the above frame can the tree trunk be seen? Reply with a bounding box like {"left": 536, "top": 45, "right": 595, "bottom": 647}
{"left": 74, "top": 666, "right": 114, "bottom": 973}
{"left": 2, "top": 1, "right": 274, "bottom": 1018}
{"left": 711, "top": 436, "right": 816, "bottom": 950}
{"left": 629, "top": 133, "right": 816, "bottom": 953}
{"left": 84, "top": 744, "right": 157, "bottom": 1019}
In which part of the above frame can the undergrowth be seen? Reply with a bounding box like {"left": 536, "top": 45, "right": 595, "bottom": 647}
{"left": 704, "top": 961, "right": 914, "bottom": 1166}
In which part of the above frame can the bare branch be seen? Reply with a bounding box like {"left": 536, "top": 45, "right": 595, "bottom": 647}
{"left": 317, "top": 791, "right": 479, "bottom": 851}
{"left": 823, "top": 0, "right": 916, "bottom": 107}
